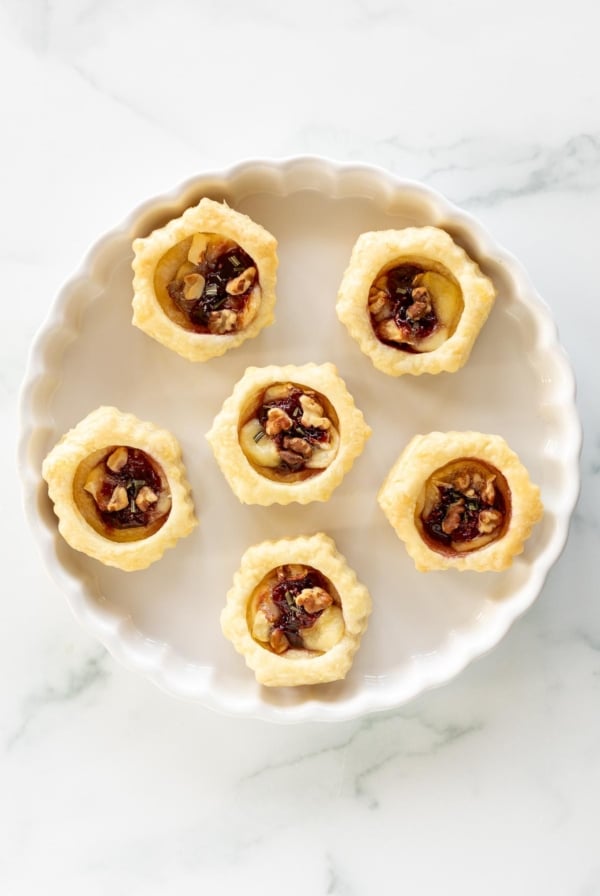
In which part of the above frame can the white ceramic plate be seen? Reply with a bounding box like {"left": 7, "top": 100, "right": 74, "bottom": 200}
{"left": 19, "top": 157, "right": 581, "bottom": 722}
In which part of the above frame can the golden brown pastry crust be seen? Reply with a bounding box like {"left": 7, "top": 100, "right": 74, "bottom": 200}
{"left": 206, "top": 362, "right": 371, "bottom": 505}
{"left": 132, "top": 198, "right": 278, "bottom": 361}
{"left": 377, "top": 431, "right": 543, "bottom": 571}
{"left": 42, "top": 406, "right": 197, "bottom": 571}
{"left": 221, "top": 533, "right": 372, "bottom": 686}
{"left": 336, "top": 226, "right": 496, "bottom": 375}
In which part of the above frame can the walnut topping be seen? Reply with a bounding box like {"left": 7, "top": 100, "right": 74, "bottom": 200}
{"left": 106, "top": 446, "right": 128, "bottom": 473}
{"left": 107, "top": 486, "right": 128, "bottom": 513}
{"left": 420, "top": 456, "right": 510, "bottom": 557}
{"left": 481, "top": 477, "right": 496, "bottom": 505}
{"left": 183, "top": 272, "right": 205, "bottom": 301}
{"left": 269, "top": 629, "right": 290, "bottom": 654}
{"left": 299, "top": 394, "right": 331, "bottom": 430}
{"left": 226, "top": 266, "right": 256, "bottom": 296}
{"left": 454, "top": 472, "right": 471, "bottom": 492}
{"left": 207, "top": 309, "right": 238, "bottom": 334}
{"left": 265, "top": 407, "right": 293, "bottom": 436}
{"left": 406, "top": 286, "right": 432, "bottom": 320}
{"left": 278, "top": 449, "right": 306, "bottom": 470}
{"left": 478, "top": 508, "right": 502, "bottom": 534}
{"left": 276, "top": 564, "right": 307, "bottom": 583}
{"left": 295, "top": 586, "right": 333, "bottom": 614}
{"left": 282, "top": 436, "right": 313, "bottom": 458}
{"left": 368, "top": 287, "right": 389, "bottom": 316}
{"left": 441, "top": 500, "right": 464, "bottom": 535}
{"left": 135, "top": 486, "right": 158, "bottom": 512}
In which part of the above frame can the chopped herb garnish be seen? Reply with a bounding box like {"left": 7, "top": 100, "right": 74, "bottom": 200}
{"left": 229, "top": 254, "right": 240, "bottom": 268}
{"left": 204, "top": 282, "right": 219, "bottom": 296}
{"left": 253, "top": 429, "right": 266, "bottom": 443}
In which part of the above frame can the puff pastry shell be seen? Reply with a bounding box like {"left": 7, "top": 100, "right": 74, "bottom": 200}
{"left": 206, "top": 362, "right": 371, "bottom": 505}
{"left": 221, "top": 533, "right": 372, "bottom": 686}
{"left": 378, "top": 431, "right": 543, "bottom": 571}
{"left": 337, "top": 226, "right": 496, "bottom": 375}
{"left": 132, "top": 198, "right": 277, "bottom": 361}
{"left": 42, "top": 406, "right": 197, "bottom": 571}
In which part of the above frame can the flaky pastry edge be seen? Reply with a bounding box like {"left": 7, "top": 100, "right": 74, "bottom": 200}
{"left": 377, "top": 431, "right": 543, "bottom": 571}
{"left": 336, "top": 226, "right": 496, "bottom": 376}
{"left": 42, "top": 406, "right": 197, "bottom": 571}
{"left": 206, "top": 362, "right": 371, "bottom": 506}
{"left": 221, "top": 533, "right": 372, "bottom": 686}
{"left": 132, "top": 197, "right": 278, "bottom": 361}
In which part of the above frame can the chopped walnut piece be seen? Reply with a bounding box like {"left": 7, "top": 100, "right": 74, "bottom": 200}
{"left": 282, "top": 436, "right": 313, "bottom": 459}
{"left": 368, "top": 288, "right": 389, "bottom": 316}
{"left": 265, "top": 407, "right": 293, "bottom": 436}
{"left": 278, "top": 449, "right": 305, "bottom": 470}
{"left": 478, "top": 509, "right": 502, "bottom": 534}
{"left": 277, "top": 565, "right": 307, "bottom": 583}
{"left": 406, "top": 287, "right": 432, "bottom": 321}
{"left": 107, "top": 486, "right": 128, "bottom": 513}
{"left": 106, "top": 446, "right": 128, "bottom": 473}
{"left": 299, "top": 394, "right": 331, "bottom": 430}
{"left": 454, "top": 472, "right": 471, "bottom": 492}
{"left": 207, "top": 309, "right": 238, "bottom": 334}
{"left": 269, "top": 629, "right": 289, "bottom": 654}
{"left": 295, "top": 586, "right": 333, "bottom": 614}
{"left": 135, "top": 486, "right": 158, "bottom": 512}
{"left": 481, "top": 477, "right": 496, "bottom": 505}
{"left": 226, "top": 266, "right": 256, "bottom": 296}
{"left": 442, "top": 500, "right": 465, "bottom": 535}
{"left": 183, "top": 273, "right": 205, "bottom": 301}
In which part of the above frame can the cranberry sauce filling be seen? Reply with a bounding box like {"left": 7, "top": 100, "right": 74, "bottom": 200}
{"left": 256, "top": 386, "right": 330, "bottom": 472}
{"left": 95, "top": 449, "right": 165, "bottom": 530}
{"left": 422, "top": 472, "right": 506, "bottom": 549}
{"left": 370, "top": 263, "right": 438, "bottom": 351}
{"left": 269, "top": 569, "right": 330, "bottom": 648}
{"left": 167, "top": 242, "right": 256, "bottom": 331}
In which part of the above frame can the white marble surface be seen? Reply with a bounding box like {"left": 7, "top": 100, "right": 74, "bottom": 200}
{"left": 2, "top": 0, "right": 599, "bottom": 893}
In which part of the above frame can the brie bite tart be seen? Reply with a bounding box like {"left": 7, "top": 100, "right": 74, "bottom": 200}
{"left": 378, "top": 431, "right": 543, "bottom": 571}
{"left": 206, "top": 362, "right": 371, "bottom": 505}
{"left": 42, "top": 406, "right": 197, "bottom": 571}
{"left": 221, "top": 533, "right": 372, "bottom": 686}
{"left": 132, "top": 198, "right": 278, "bottom": 361}
{"left": 337, "top": 226, "right": 495, "bottom": 375}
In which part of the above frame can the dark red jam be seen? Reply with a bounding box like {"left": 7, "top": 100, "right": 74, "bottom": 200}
{"left": 167, "top": 243, "right": 256, "bottom": 331}
{"left": 270, "top": 568, "right": 330, "bottom": 648}
{"left": 96, "top": 449, "right": 166, "bottom": 530}
{"left": 257, "top": 388, "right": 330, "bottom": 448}
{"left": 372, "top": 263, "right": 438, "bottom": 351}
{"left": 422, "top": 480, "right": 506, "bottom": 548}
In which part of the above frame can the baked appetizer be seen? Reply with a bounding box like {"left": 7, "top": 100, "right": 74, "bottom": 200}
{"left": 336, "top": 226, "right": 496, "bottom": 375}
{"left": 378, "top": 431, "right": 543, "bottom": 571}
{"left": 221, "top": 533, "right": 372, "bottom": 686}
{"left": 206, "top": 362, "right": 371, "bottom": 505}
{"left": 132, "top": 198, "right": 278, "bottom": 361}
{"left": 42, "top": 406, "right": 197, "bottom": 571}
